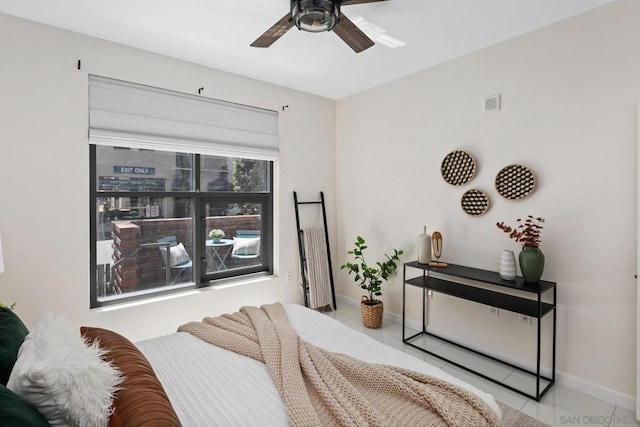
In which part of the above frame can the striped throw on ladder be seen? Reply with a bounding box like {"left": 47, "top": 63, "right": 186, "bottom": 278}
{"left": 302, "top": 226, "right": 332, "bottom": 311}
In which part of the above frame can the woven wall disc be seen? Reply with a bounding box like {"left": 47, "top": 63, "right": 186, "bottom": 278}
{"left": 441, "top": 150, "right": 476, "bottom": 186}
{"left": 495, "top": 164, "right": 536, "bottom": 200}
{"left": 461, "top": 189, "right": 490, "bottom": 216}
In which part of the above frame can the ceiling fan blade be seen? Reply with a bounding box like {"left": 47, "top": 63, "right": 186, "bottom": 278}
{"left": 342, "top": 0, "right": 390, "bottom": 6}
{"left": 333, "top": 13, "right": 374, "bottom": 53}
{"left": 250, "top": 13, "right": 294, "bottom": 48}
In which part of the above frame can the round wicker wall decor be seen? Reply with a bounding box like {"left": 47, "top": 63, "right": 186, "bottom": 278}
{"left": 441, "top": 150, "right": 476, "bottom": 186}
{"left": 495, "top": 164, "right": 536, "bottom": 200}
{"left": 461, "top": 189, "right": 490, "bottom": 216}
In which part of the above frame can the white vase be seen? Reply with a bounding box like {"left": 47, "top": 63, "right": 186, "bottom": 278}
{"left": 417, "top": 226, "right": 431, "bottom": 264}
{"left": 499, "top": 250, "right": 517, "bottom": 281}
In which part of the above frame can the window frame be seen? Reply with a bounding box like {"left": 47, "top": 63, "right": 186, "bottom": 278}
{"left": 89, "top": 145, "right": 274, "bottom": 308}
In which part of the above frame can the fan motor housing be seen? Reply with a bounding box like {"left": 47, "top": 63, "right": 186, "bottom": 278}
{"left": 291, "top": 0, "right": 341, "bottom": 32}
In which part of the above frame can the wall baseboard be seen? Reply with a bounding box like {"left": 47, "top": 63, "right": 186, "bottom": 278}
{"left": 335, "top": 294, "right": 636, "bottom": 411}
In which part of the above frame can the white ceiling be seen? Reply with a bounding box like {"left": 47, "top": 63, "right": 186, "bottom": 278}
{"left": 0, "top": 0, "right": 616, "bottom": 100}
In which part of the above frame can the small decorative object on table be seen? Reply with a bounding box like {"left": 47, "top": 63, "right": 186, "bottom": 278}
{"left": 428, "top": 231, "right": 448, "bottom": 268}
{"left": 416, "top": 226, "right": 431, "bottom": 264}
{"left": 496, "top": 215, "right": 546, "bottom": 283}
{"left": 341, "top": 236, "right": 403, "bottom": 329}
{"left": 208, "top": 229, "right": 225, "bottom": 243}
{"left": 498, "top": 250, "right": 517, "bottom": 281}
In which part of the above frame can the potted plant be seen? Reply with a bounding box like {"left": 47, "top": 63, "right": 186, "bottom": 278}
{"left": 496, "top": 215, "right": 546, "bottom": 283}
{"left": 208, "top": 229, "right": 225, "bottom": 243}
{"left": 341, "top": 236, "right": 403, "bottom": 328}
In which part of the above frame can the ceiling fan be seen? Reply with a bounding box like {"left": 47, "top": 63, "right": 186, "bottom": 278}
{"left": 251, "top": 0, "right": 390, "bottom": 53}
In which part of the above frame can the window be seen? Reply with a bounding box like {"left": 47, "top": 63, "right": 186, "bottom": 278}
{"left": 89, "top": 76, "right": 277, "bottom": 308}
{"left": 91, "top": 146, "right": 273, "bottom": 306}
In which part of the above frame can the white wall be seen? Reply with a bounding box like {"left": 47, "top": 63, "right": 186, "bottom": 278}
{"left": 0, "top": 13, "right": 336, "bottom": 341}
{"left": 336, "top": 2, "right": 639, "bottom": 404}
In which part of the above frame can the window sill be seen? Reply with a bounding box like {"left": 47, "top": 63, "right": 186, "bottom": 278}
{"left": 204, "top": 271, "right": 272, "bottom": 290}
{"left": 93, "top": 273, "right": 273, "bottom": 313}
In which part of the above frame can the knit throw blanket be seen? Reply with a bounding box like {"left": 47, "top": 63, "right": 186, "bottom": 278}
{"left": 178, "top": 303, "right": 501, "bottom": 427}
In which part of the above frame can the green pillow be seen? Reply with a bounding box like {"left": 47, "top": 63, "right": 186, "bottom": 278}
{"left": 0, "top": 307, "right": 29, "bottom": 385}
{"left": 0, "top": 384, "right": 50, "bottom": 426}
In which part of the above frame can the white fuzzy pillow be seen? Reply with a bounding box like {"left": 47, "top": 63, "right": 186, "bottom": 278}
{"left": 7, "top": 313, "right": 122, "bottom": 427}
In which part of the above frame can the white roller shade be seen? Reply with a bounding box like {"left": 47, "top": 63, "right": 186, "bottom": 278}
{"left": 89, "top": 75, "right": 279, "bottom": 160}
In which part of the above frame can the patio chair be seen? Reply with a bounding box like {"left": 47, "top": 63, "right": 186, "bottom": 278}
{"left": 231, "top": 230, "right": 261, "bottom": 264}
{"left": 157, "top": 236, "right": 192, "bottom": 284}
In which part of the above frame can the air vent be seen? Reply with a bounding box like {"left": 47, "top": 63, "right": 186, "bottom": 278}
{"left": 484, "top": 94, "right": 501, "bottom": 113}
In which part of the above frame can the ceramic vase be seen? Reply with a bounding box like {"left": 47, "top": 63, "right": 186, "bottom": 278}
{"left": 417, "top": 226, "right": 431, "bottom": 264}
{"left": 519, "top": 246, "right": 545, "bottom": 283}
{"left": 499, "top": 250, "right": 517, "bottom": 281}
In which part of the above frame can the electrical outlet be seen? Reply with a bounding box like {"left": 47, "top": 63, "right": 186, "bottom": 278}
{"left": 287, "top": 271, "right": 293, "bottom": 282}
{"left": 519, "top": 314, "right": 532, "bottom": 326}
{"left": 488, "top": 306, "right": 499, "bottom": 317}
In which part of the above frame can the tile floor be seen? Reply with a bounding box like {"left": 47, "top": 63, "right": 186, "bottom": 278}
{"left": 323, "top": 303, "right": 639, "bottom": 427}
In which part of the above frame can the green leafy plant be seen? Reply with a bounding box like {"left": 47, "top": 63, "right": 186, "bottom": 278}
{"left": 496, "top": 215, "right": 545, "bottom": 248}
{"left": 208, "top": 229, "right": 225, "bottom": 240}
{"left": 341, "top": 236, "right": 403, "bottom": 306}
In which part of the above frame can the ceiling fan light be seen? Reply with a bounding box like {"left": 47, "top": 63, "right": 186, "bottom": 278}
{"left": 292, "top": 0, "right": 340, "bottom": 33}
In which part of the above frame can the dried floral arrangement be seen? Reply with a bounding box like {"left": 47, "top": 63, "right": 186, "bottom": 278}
{"left": 496, "top": 215, "right": 545, "bottom": 248}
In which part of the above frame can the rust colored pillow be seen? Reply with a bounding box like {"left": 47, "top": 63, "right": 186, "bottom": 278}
{"left": 80, "top": 326, "right": 181, "bottom": 427}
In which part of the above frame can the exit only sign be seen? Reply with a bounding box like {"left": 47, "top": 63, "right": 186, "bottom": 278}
{"left": 113, "top": 166, "right": 156, "bottom": 175}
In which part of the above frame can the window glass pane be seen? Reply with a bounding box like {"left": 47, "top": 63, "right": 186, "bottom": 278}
{"left": 92, "top": 144, "right": 272, "bottom": 308}
{"left": 95, "top": 196, "right": 193, "bottom": 300}
{"left": 201, "top": 155, "right": 267, "bottom": 193}
{"left": 96, "top": 146, "right": 193, "bottom": 192}
{"left": 204, "top": 202, "right": 262, "bottom": 274}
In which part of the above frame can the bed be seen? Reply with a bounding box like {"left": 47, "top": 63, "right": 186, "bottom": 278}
{"left": 137, "top": 303, "right": 501, "bottom": 426}
{"left": 0, "top": 304, "right": 501, "bottom": 426}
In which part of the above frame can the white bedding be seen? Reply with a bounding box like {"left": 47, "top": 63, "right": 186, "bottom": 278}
{"left": 136, "top": 303, "right": 501, "bottom": 426}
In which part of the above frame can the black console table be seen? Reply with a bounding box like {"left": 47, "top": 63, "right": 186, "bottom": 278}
{"left": 402, "top": 261, "right": 556, "bottom": 401}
